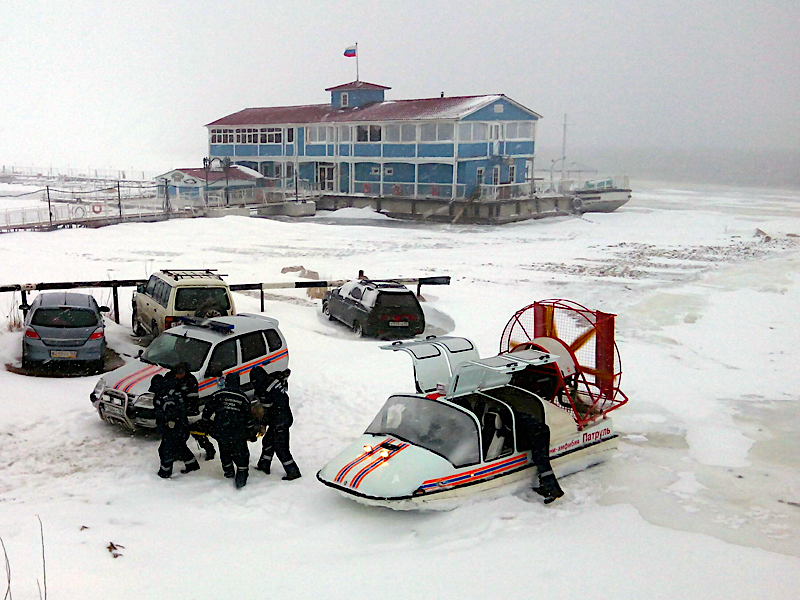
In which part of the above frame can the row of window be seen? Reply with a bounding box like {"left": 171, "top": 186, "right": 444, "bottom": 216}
{"left": 359, "top": 165, "right": 518, "bottom": 183}
{"left": 306, "top": 121, "right": 533, "bottom": 144}
{"left": 260, "top": 162, "right": 295, "bottom": 179}
{"left": 210, "top": 128, "right": 295, "bottom": 145}
{"left": 211, "top": 121, "right": 535, "bottom": 145}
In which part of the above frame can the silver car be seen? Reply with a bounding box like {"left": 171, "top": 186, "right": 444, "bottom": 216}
{"left": 22, "top": 292, "right": 109, "bottom": 372}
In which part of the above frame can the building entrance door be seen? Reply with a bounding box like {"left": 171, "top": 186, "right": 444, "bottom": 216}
{"left": 318, "top": 164, "right": 335, "bottom": 191}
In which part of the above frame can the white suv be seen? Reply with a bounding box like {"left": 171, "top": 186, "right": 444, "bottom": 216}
{"left": 91, "top": 314, "right": 288, "bottom": 430}
{"left": 132, "top": 269, "right": 235, "bottom": 337}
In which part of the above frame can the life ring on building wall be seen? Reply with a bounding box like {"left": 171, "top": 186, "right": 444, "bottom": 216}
{"left": 73, "top": 206, "right": 86, "bottom": 219}
{"left": 431, "top": 185, "right": 440, "bottom": 197}
{"left": 392, "top": 184, "right": 402, "bottom": 196}
{"left": 92, "top": 203, "right": 103, "bottom": 214}
{"left": 571, "top": 197, "right": 583, "bottom": 211}
{"left": 362, "top": 183, "right": 371, "bottom": 194}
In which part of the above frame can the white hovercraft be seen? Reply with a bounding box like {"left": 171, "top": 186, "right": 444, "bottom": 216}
{"left": 317, "top": 299, "right": 629, "bottom": 509}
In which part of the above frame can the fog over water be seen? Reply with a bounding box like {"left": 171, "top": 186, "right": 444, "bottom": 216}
{"left": 1, "top": 1, "right": 798, "bottom": 188}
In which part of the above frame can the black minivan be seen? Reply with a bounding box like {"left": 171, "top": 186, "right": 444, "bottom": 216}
{"left": 322, "top": 280, "right": 425, "bottom": 339}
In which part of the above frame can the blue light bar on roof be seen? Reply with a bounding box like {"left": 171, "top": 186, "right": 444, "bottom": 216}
{"left": 179, "top": 316, "right": 234, "bottom": 333}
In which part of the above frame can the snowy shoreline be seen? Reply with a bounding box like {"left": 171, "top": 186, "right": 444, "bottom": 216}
{"left": 0, "top": 183, "right": 798, "bottom": 598}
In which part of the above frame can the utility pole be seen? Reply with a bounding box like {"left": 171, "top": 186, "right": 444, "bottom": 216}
{"left": 117, "top": 181, "right": 123, "bottom": 218}
{"left": 46, "top": 186, "right": 53, "bottom": 230}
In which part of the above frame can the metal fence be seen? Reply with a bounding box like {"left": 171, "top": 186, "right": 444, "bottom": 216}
{"left": 1, "top": 165, "right": 157, "bottom": 182}
{"left": 1, "top": 183, "right": 162, "bottom": 229}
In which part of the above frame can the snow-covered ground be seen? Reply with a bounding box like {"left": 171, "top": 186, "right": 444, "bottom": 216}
{"left": 1, "top": 181, "right": 799, "bottom": 599}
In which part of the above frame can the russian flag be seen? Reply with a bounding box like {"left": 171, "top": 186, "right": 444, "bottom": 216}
{"left": 344, "top": 45, "right": 357, "bottom": 58}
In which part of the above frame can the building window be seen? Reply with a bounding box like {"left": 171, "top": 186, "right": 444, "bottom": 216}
{"left": 341, "top": 92, "right": 349, "bottom": 107}
{"left": 401, "top": 124, "right": 416, "bottom": 142}
{"left": 339, "top": 126, "right": 351, "bottom": 142}
{"left": 275, "top": 164, "right": 282, "bottom": 178}
{"left": 210, "top": 128, "right": 234, "bottom": 144}
{"left": 307, "top": 126, "right": 330, "bottom": 144}
{"left": 384, "top": 167, "right": 394, "bottom": 176}
{"left": 509, "top": 165, "right": 516, "bottom": 183}
{"left": 505, "top": 122, "right": 533, "bottom": 140}
{"left": 259, "top": 128, "right": 282, "bottom": 144}
{"left": 420, "top": 123, "right": 454, "bottom": 142}
{"left": 493, "top": 104, "right": 504, "bottom": 113}
{"left": 476, "top": 167, "right": 484, "bottom": 184}
{"left": 370, "top": 166, "right": 380, "bottom": 175}
{"left": 458, "top": 123, "right": 472, "bottom": 142}
{"left": 286, "top": 163, "right": 294, "bottom": 179}
{"left": 384, "top": 124, "right": 400, "bottom": 142}
{"left": 369, "top": 125, "right": 381, "bottom": 142}
{"left": 492, "top": 166, "right": 500, "bottom": 185}
{"left": 356, "top": 125, "right": 368, "bottom": 142}
{"left": 236, "top": 128, "right": 260, "bottom": 143}
{"left": 287, "top": 128, "right": 294, "bottom": 143}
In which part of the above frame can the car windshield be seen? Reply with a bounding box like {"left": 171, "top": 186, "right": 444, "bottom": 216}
{"left": 174, "top": 287, "right": 231, "bottom": 312}
{"left": 31, "top": 307, "right": 98, "bottom": 328}
{"left": 365, "top": 395, "right": 480, "bottom": 467}
{"left": 141, "top": 332, "right": 211, "bottom": 372}
{"left": 375, "top": 293, "right": 419, "bottom": 310}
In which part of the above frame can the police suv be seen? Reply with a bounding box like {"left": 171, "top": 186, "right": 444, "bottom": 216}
{"left": 91, "top": 314, "right": 288, "bottom": 430}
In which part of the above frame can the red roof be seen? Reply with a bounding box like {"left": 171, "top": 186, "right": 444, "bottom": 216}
{"left": 325, "top": 80, "right": 391, "bottom": 92}
{"left": 205, "top": 95, "right": 534, "bottom": 127}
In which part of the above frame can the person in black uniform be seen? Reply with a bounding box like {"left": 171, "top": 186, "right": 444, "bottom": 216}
{"left": 163, "top": 362, "right": 216, "bottom": 461}
{"left": 201, "top": 372, "right": 253, "bottom": 489}
{"left": 151, "top": 373, "right": 200, "bottom": 479}
{"left": 250, "top": 367, "right": 301, "bottom": 480}
{"left": 510, "top": 368, "right": 564, "bottom": 504}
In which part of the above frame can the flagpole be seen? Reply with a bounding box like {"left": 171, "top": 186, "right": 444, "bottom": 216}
{"left": 356, "top": 42, "right": 359, "bottom": 81}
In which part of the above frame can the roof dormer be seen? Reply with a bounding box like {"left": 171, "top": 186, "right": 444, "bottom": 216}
{"left": 325, "top": 80, "right": 391, "bottom": 109}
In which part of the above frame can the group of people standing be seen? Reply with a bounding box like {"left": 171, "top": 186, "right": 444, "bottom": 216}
{"left": 150, "top": 363, "right": 300, "bottom": 489}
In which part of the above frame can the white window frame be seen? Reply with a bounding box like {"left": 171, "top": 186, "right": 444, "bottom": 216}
{"left": 259, "top": 127, "right": 282, "bottom": 144}
{"left": 400, "top": 124, "right": 416, "bottom": 142}
{"left": 476, "top": 167, "right": 484, "bottom": 184}
{"left": 341, "top": 92, "right": 349, "bottom": 108}
{"left": 509, "top": 165, "right": 516, "bottom": 183}
{"left": 492, "top": 166, "right": 500, "bottom": 185}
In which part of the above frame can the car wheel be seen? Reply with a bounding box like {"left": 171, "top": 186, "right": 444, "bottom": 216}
{"left": 353, "top": 320, "right": 364, "bottom": 338}
{"left": 91, "top": 359, "right": 105, "bottom": 374}
{"left": 322, "top": 301, "right": 333, "bottom": 320}
{"left": 132, "top": 309, "right": 146, "bottom": 336}
{"left": 21, "top": 355, "right": 33, "bottom": 371}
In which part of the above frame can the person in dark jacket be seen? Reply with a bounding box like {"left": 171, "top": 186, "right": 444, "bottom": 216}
{"left": 201, "top": 372, "right": 253, "bottom": 488}
{"left": 517, "top": 411, "right": 563, "bottom": 504}
{"left": 163, "top": 362, "right": 216, "bottom": 461}
{"left": 152, "top": 373, "right": 200, "bottom": 479}
{"left": 250, "top": 367, "right": 301, "bottom": 480}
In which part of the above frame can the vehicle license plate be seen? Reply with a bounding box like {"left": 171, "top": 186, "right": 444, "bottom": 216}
{"left": 389, "top": 321, "right": 409, "bottom": 327}
{"left": 50, "top": 350, "right": 78, "bottom": 358}
{"left": 102, "top": 403, "right": 125, "bottom": 418}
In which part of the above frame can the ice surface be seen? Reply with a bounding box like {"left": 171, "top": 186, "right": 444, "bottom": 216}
{"left": 0, "top": 181, "right": 799, "bottom": 598}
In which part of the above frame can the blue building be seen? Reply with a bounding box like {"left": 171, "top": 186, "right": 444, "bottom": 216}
{"left": 205, "top": 81, "right": 540, "bottom": 201}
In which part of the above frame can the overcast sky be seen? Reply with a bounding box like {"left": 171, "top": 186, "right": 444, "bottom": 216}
{"left": 1, "top": 0, "right": 798, "bottom": 172}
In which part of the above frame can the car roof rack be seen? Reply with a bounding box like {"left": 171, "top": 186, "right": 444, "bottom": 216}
{"left": 179, "top": 316, "right": 234, "bottom": 333}
{"left": 359, "top": 279, "right": 409, "bottom": 290}
{"left": 160, "top": 269, "right": 227, "bottom": 281}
